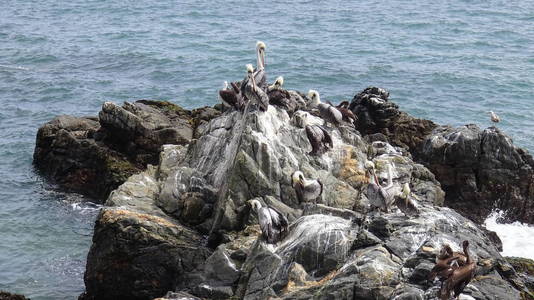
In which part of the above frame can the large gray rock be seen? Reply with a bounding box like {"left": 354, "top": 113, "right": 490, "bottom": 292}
{"left": 64, "top": 87, "right": 531, "bottom": 299}
{"left": 419, "top": 125, "right": 534, "bottom": 224}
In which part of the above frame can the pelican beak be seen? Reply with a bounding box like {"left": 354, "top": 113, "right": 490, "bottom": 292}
{"left": 261, "top": 48, "right": 266, "bottom": 68}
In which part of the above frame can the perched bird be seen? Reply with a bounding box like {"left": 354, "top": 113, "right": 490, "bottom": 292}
{"left": 440, "top": 240, "right": 477, "bottom": 300}
{"left": 267, "top": 76, "right": 293, "bottom": 112}
{"left": 307, "top": 90, "right": 343, "bottom": 127}
{"left": 364, "top": 161, "right": 396, "bottom": 212}
{"left": 291, "top": 171, "right": 323, "bottom": 204}
{"left": 240, "top": 41, "right": 267, "bottom": 99}
{"left": 299, "top": 112, "right": 333, "bottom": 155}
{"left": 248, "top": 199, "right": 289, "bottom": 244}
{"left": 243, "top": 64, "right": 269, "bottom": 112}
{"left": 219, "top": 81, "right": 244, "bottom": 111}
{"left": 393, "top": 183, "right": 420, "bottom": 217}
{"left": 336, "top": 101, "right": 357, "bottom": 125}
{"left": 488, "top": 111, "right": 500, "bottom": 124}
{"left": 429, "top": 244, "right": 464, "bottom": 283}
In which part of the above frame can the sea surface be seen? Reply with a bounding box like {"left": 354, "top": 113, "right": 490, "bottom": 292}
{"left": 1, "top": 0, "right": 533, "bottom": 299}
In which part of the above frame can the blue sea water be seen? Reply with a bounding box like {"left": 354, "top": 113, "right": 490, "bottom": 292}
{"left": 1, "top": 0, "right": 533, "bottom": 298}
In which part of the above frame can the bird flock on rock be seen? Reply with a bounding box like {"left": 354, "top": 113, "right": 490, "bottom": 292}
{"left": 219, "top": 41, "right": 477, "bottom": 299}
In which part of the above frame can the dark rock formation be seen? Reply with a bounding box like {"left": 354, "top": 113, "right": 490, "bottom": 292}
{"left": 0, "top": 291, "right": 29, "bottom": 300}
{"left": 349, "top": 87, "right": 534, "bottom": 224}
{"left": 33, "top": 100, "right": 220, "bottom": 201}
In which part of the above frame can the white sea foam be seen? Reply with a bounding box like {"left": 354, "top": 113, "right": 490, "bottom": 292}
{"left": 485, "top": 211, "right": 534, "bottom": 259}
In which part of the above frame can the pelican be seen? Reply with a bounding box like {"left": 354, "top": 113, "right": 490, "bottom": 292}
{"left": 393, "top": 183, "right": 419, "bottom": 216}
{"left": 440, "top": 240, "right": 476, "bottom": 300}
{"left": 291, "top": 171, "right": 323, "bottom": 204}
{"left": 243, "top": 64, "right": 269, "bottom": 112}
{"left": 307, "top": 90, "right": 343, "bottom": 127}
{"left": 488, "top": 111, "right": 500, "bottom": 123}
{"left": 300, "top": 112, "right": 333, "bottom": 155}
{"left": 248, "top": 199, "right": 288, "bottom": 244}
{"left": 253, "top": 41, "right": 267, "bottom": 90}
{"left": 336, "top": 101, "right": 357, "bottom": 125}
{"left": 219, "top": 81, "right": 244, "bottom": 111}
{"left": 267, "top": 76, "right": 294, "bottom": 112}
{"left": 364, "top": 161, "right": 396, "bottom": 212}
{"left": 429, "top": 244, "right": 464, "bottom": 284}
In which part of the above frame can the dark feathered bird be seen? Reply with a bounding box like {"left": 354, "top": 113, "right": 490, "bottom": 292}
{"left": 219, "top": 81, "right": 244, "bottom": 111}
{"left": 305, "top": 124, "right": 333, "bottom": 155}
{"left": 440, "top": 241, "right": 476, "bottom": 300}
{"left": 267, "top": 76, "right": 293, "bottom": 111}
{"left": 248, "top": 199, "right": 289, "bottom": 244}
{"left": 336, "top": 101, "right": 357, "bottom": 125}
{"left": 291, "top": 171, "right": 323, "bottom": 204}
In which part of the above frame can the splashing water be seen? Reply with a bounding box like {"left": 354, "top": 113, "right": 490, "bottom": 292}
{"left": 485, "top": 211, "right": 534, "bottom": 259}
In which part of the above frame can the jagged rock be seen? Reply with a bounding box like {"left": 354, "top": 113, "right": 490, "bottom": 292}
{"left": 34, "top": 100, "right": 220, "bottom": 201}
{"left": 33, "top": 114, "right": 141, "bottom": 200}
{"left": 350, "top": 87, "right": 534, "bottom": 224}
{"left": 419, "top": 125, "right": 534, "bottom": 224}
{"left": 32, "top": 86, "right": 530, "bottom": 299}
{"left": 81, "top": 166, "right": 212, "bottom": 300}
{"left": 506, "top": 257, "right": 534, "bottom": 292}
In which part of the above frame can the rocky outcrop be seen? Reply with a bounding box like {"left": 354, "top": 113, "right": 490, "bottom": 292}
{"left": 73, "top": 96, "right": 531, "bottom": 299}
{"left": 349, "top": 87, "right": 534, "bottom": 224}
{"left": 33, "top": 100, "right": 220, "bottom": 201}
{"left": 0, "top": 291, "right": 29, "bottom": 300}
{"left": 33, "top": 85, "right": 534, "bottom": 299}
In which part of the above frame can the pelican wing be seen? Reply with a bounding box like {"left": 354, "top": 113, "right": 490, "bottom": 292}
{"left": 303, "top": 180, "right": 322, "bottom": 200}
{"left": 219, "top": 89, "right": 238, "bottom": 107}
{"left": 268, "top": 206, "right": 288, "bottom": 234}
{"left": 317, "top": 125, "right": 333, "bottom": 149}
{"left": 258, "top": 207, "right": 274, "bottom": 243}
{"left": 253, "top": 68, "right": 267, "bottom": 90}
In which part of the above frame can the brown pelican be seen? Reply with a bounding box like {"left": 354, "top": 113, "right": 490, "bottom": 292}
{"left": 440, "top": 241, "right": 476, "bottom": 300}
{"left": 488, "top": 111, "right": 500, "bottom": 123}
{"left": 364, "top": 161, "right": 396, "bottom": 212}
{"left": 299, "top": 112, "right": 333, "bottom": 155}
{"left": 393, "top": 183, "right": 419, "bottom": 217}
{"left": 336, "top": 101, "right": 357, "bottom": 125}
{"left": 267, "top": 76, "right": 295, "bottom": 112}
{"left": 248, "top": 199, "right": 288, "bottom": 244}
{"left": 219, "top": 81, "right": 244, "bottom": 111}
{"left": 253, "top": 41, "right": 267, "bottom": 90}
{"left": 291, "top": 171, "right": 323, "bottom": 204}
{"left": 243, "top": 64, "right": 269, "bottom": 112}
{"left": 429, "top": 244, "right": 465, "bottom": 283}
{"left": 307, "top": 90, "right": 342, "bottom": 127}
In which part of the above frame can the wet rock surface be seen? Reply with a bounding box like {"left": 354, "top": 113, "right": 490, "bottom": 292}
{"left": 0, "top": 291, "right": 29, "bottom": 300}
{"left": 33, "top": 87, "right": 534, "bottom": 299}
{"left": 33, "top": 100, "right": 220, "bottom": 201}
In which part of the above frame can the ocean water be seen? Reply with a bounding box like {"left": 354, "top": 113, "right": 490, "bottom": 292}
{"left": 1, "top": 0, "right": 533, "bottom": 298}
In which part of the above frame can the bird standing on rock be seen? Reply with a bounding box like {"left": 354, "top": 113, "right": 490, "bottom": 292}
{"left": 248, "top": 199, "right": 288, "bottom": 244}
{"left": 336, "top": 101, "right": 357, "bottom": 126}
{"left": 219, "top": 81, "right": 244, "bottom": 111}
{"left": 243, "top": 64, "right": 269, "bottom": 112}
{"left": 307, "top": 90, "right": 343, "bottom": 127}
{"left": 299, "top": 112, "right": 333, "bottom": 155}
{"left": 291, "top": 171, "right": 323, "bottom": 205}
{"left": 439, "top": 240, "right": 476, "bottom": 300}
{"left": 393, "top": 183, "right": 420, "bottom": 217}
{"left": 267, "top": 76, "right": 292, "bottom": 110}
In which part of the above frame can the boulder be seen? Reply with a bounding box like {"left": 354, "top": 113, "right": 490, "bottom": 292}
{"left": 33, "top": 100, "right": 220, "bottom": 201}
